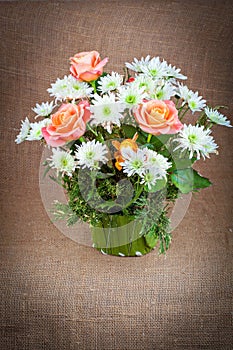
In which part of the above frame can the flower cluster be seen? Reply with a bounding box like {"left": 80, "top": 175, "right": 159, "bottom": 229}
{"left": 15, "top": 50, "right": 231, "bottom": 254}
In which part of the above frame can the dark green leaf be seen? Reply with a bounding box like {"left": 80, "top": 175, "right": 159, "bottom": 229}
{"left": 121, "top": 124, "right": 147, "bottom": 144}
{"left": 150, "top": 134, "right": 171, "bottom": 149}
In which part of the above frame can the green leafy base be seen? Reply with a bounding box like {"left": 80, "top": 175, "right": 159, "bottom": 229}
{"left": 91, "top": 215, "right": 160, "bottom": 257}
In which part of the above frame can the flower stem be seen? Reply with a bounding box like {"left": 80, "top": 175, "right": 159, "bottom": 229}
{"left": 179, "top": 106, "right": 189, "bottom": 120}
{"left": 87, "top": 123, "right": 98, "bottom": 137}
{"left": 125, "top": 183, "right": 144, "bottom": 209}
{"left": 147, "top": 133, "right": 152, "bottom": 143}
{"left": 90, "top": 81, "right": 97, "bottom": 93}
{"left": 79, "top": 136, "right": 86, "bottom": 143}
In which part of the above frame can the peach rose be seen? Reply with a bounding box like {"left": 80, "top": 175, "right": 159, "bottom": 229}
{"left": 133, "top": 100, "right": 183, "bottom": 135}
{"left": 70, "top": 51, "right": 108, "bottom": 82}
{"left": 42, "top": 101, "right": 90, "bottom": 147}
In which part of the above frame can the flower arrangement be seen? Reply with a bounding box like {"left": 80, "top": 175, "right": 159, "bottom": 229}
{"left": 16, "top": 50, "right": 231, "bottom": 257}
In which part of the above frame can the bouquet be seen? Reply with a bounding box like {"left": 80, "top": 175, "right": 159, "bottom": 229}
{"left": 15, "top": 50, "right": 231, "bottom": 257}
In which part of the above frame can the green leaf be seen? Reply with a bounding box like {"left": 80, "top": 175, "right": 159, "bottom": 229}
{"left": 121, "top": 124, "right": 147, "bottom": 144}
{"left": 49, "top": 174, "right": 63, "bottom": 186}
{"left": 213, "top": 105, "right": 228, "bottom": 111}
{"left": 171, "top": 168, "right": 212, "bottom": 194}
{"left": 96, "top": 172, "right": 114, "bottom": 179}
{"left": 121, "top": 124, "right": 137, "bottom": 138}
{"left": 192, "top": 170, "right": 212, "bottom": 191}
{"left": 150, "top": 134, "right": 171, "bottom": 149}
{"left": 170, "top": 155, "right": 196, "bottom": 172}
{"left": 145, "top": 178, "right": 167, "bottom": 193}
{"left": 43, "top": 164, "right": 51, "bottom": 179}
{"left": 145, "top": 230, "right": 159, "bottom": 249}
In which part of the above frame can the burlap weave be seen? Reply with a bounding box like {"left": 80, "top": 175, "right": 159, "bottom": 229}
{"left": 0, "top": 1, "right": 233, "bottom": 349}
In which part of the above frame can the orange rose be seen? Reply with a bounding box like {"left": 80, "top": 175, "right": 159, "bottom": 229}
{"left": 70, "top": 51, "right": 108, "bottom": 82}
{"left": 42, "top": 101, "right": 90, "bottom": 147}
{"left": 133, "top": 100, "right": 183, "bottom": 135}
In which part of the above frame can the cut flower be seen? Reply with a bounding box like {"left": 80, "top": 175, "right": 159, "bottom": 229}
{"left": 90, "top": 93, "right": 125, "bottom": 133}
{"left": 174, "top": 124, "right": 218, "bottom": 159}
{"left": 48, "top": 148, "right": 76, "bottom": 176}
{"left": 204, "top": 107, "right": 232, "bottom": 127}
{"left": 75, "top": 140, "right": 108, "bottom": 170}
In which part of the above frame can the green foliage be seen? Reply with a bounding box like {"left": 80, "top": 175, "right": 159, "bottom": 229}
{"left": 142, "top": 209, "right": 171, "bottom": 254}
{"left": 49, "top": 121, "right": 211, "bottom": 255}
{"left": 52, "top": 201, "right": 79, "bottom": 226}
{"left": 171, "top": 168, "right": 212, "bottom": 194}
{"left": 145, "top": 178, "right": 167, "bottom": 193}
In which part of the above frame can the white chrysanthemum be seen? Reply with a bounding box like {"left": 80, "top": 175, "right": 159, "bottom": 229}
{"left": 117, "top": 85, "right": 147, "bottom": 108}
{"left": 67, "top": 75, "right": 93, "bottom": 100}
{"left": 204, "top": 107, "right": 232, "bottom": 127}
{"left": 47, "top": 75, "right": 93, "bottom": 101}
{"left": 48, "top": 148, "right": 76, "bottom": 176}
{"left": 90, "top": 93, "right": 125, "bottom": 133}
{"left": 176, "top": 83, "right": 191, "bottom": 101}
{"left": 120, "top": 148, "right": 146, "bottom": 176}
{"left": 176, "top": 84, "right": 206, "bottom": 112}
{"left": 15, "top": 117, "right": 31, "bottom": 144}
{"left": 165, "top": 63, "right": 187, "bottom": 80}
{"left": 154, "top": 82, "right": 176, "bottom": 100}
{"left": 32, "top": 101, "right": 55, "bottom": 117}
{"left": 75, "top": 140, "right": 108, "bottom": 170}
{"left": 125, "top": 55, "right": 151, "bottom": 73}
{"left": 26, "top": 119, "right": 51, "bottom": 141}
{"left": 47, "top": 75, "right": 71, "bottom": 100}
{"left": 132, "top": 74, "right": 156, "bottom": 95}
{"left": 97, "top": 72, "right": 122, "bottom": 93}
{"left": 174, "top": 124, "right": 218, "bottom": 160}
{"left": 141, "top": 57, "right": 168, "bottom": 80}
{"left": 187, "top": 91, "right": 206, "bottom": 113}
{"left": 140, "top": 169, "right": 161, "bottom": 190}
{"left": 144, "top": 149, "right": 171, "bottom": 178}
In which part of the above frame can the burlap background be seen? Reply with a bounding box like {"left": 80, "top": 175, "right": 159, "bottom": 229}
{"left": 1, "top": 1, "right": 233, "bottom": 349}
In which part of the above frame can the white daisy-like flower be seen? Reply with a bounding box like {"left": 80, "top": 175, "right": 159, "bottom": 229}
{"left": 47, "top": 75, "right": 71, "bottom": 100}
{"left": 48, "top": 148, "right": 76, "bottom": 176}
{"left": 144, "top": 149, "right": 171, "bottom": 178}
{"left": 174, "top": 124, "right": 218, "bottom": 160}
{"left": 117, "top": 85, "right": 147, "bottom": 108}
{"left": 47, "top": 75, "right": 93, "bottom": 101}
{"left": 26, "top": 119, "right": 51, "bottom": 141}
{"left": 90, "top": 93, "right": 125, "bottom": 133}
{"left": 120, "top": 148, "right": 146, "bottom": 176}
{"left": 97, "top": 72, "right": 122, "bottom": 93}
{"left": 75, "top": 140, "right": 108, "bottom": 170}
{"left": 141, "top": 57, "right": 168, "bottom": 80}
{"left": 154, "top": 81, "right": 176, "bottom": 100}
{"left": 131, "top": 74, "right": 156, "bottom": 95}
{"left": 67, "top": 75, "right": 93, "bottom": 100}
{"left": 187, "top": 91, "right": 206, "bottom": 113}
{"left": 204, "top": 107, "right": 232, "bottom": 127}
{"left": 140, "top": 169, "right": 161, "bottom": 190}
{"left": 176, "top": 84, "right": 206, "bottom": 112}
{"left": 32, "top": 101, "right": 55, "bottom": 117}
{"left": 15, "top": 117, "right": 31, "bottom": 144}
{"left": 176, "top": 83, "right": 192, "bottom": 101}
{"left": 125, "top": 55, "right": 151, "bottom": 73}
{"left": 165, "top": 63, "right": 187, "bottom": 80}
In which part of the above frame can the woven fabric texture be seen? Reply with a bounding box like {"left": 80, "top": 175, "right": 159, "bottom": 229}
{"left": 0, "top": 1, "right": 233, "bottom": 349}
